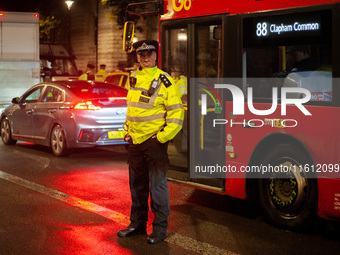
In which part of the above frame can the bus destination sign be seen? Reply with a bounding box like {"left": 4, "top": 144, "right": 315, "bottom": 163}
{"left": 243, "top": 10, "right": 331, "bottom": 47}
{"left": 256, "top": 20, "right": 320, "bottom": 37}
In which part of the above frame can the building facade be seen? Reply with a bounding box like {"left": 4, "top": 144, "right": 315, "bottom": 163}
{"left": 69, "top": 0, "right": 157, "bottom": 74}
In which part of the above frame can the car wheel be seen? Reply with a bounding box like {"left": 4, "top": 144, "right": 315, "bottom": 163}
{"left": 51, "top": 125, "right": 68, "bottom": 157}
{"left": 1, "top": 117, "right": 17, "bottom": 145}
{"left": 257, "top": 144, "right": 317, "bottom": 231}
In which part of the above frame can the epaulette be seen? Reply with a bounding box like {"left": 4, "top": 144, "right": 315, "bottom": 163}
{"left": 160, "top": 73, "right": 172, "bottom": 88}
{"left": 129, "top": 77, "right": 137, "bottom": 88}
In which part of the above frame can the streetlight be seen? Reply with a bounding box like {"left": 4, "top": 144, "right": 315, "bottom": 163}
{"left": 65, "top": 1, "right": 74, "bottom": 54}
{"left": 65, "top": 1, "right": 74, "bottom": 11}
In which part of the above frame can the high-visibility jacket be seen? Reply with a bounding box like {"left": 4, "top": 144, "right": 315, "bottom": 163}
{"left": 173, "top": 75, "right": 187, "bottom": 97}
{"left": 95, "top": 69, "right": 108, "bottom": 82}
{"left": 124, "top": 66, "right": 184, "bottom": 144}
{"left": 78, "top": 71, "right": 95, "bottom": 81}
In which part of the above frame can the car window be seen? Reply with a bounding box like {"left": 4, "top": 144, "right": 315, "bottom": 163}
{"left": 105, "top": 75, "right": 122, "bottom": 85}
{"left": 105, "top": 74, "right": 128, "bottom": 87}
{"left": 22, "top": 86, "right": 44, "bottom": 103}
{"left": 121, "top": 75, "right": 128, "bottom": 87}
{"left": 41, "top": 86, "right": 64, "bottom": 102}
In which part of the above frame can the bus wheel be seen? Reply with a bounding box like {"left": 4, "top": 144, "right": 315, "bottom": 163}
{"left": 257, "top": 144, "right": 317, "bottom": 231}
{"left": 1, "top": 117, "right": 17, "bottom": 145}
{"left": 50, "top": 125, "right": 68, "bottom": 157}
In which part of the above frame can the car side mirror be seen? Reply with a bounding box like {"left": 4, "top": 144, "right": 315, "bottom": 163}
{"left": 123, "top": 21, "right": 135, "bottom": 53}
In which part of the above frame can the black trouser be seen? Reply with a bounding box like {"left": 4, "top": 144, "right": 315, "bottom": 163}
{"left": 128, "top": 137, "right": 170, "bottom": 234}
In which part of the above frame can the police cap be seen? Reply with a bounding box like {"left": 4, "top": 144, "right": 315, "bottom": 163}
{"left": 133, "top": 40, "right": 158, "bottom": 53}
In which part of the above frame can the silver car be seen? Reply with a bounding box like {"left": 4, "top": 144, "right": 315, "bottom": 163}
{"left": 0, "top": 81, "right": 128, "bottom": 156}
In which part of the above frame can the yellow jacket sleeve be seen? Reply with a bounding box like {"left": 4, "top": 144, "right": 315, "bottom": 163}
{"left": 156, "top": 75, "right": 184, "bottom": 143}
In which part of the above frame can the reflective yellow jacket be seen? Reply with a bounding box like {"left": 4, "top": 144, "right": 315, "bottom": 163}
{"left": 78, "top": 71, "right": 94, "bottom": 81}
{"left": 95, "top": 69, "right": 108, "bottom": 82}
{"left": 124, "top": 66, "right": 184, "bottom": 144}
{"left": 173, "top": 75, "right": 187, "bottom": 97}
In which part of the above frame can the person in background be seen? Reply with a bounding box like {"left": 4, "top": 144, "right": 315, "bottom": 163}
{"left": 117, "top": 40, "right": 184, "bottom": 244}
{"left": 78, "top": 63, "right": 95, "bottom": 81}
{"left": 171, "top": 66, "right": 187, "bottom": 98}
{"left": 132, "top": 61, "right": 140, "bottom": 71}
{"left": 95, "top": 64, "right": 108, "bottom": 82}
{"left": 286, "top": 45, "right": 320, "bottom": 72}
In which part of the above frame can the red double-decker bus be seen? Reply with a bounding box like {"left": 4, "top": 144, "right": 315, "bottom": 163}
{"left": 124, "top": 0, "right": 340, "bottom": 230}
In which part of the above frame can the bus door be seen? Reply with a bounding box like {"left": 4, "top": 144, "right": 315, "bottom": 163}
{"left": 162, "top": 18, "right": 225, "bottom": 191}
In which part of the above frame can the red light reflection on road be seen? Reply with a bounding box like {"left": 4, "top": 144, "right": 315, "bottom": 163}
{"left": 49, "top": 223, "right": 133, "bottom": 255}
{"left": 37, "top": 167, "right": 145, "bottom": 253}
{"left": 36, "top": 165, "right": 184, "bottom": 252}
{"left": 48, "top": 168, "right": 156, "bottom": 232}
{"left": 47, "top": 168, "right": 131, "bottom": 213}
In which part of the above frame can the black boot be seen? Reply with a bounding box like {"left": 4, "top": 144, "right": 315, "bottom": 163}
{"left": 117, "top": 225, "right": 146, "bottom": 237}
{"left": 147, "top": 232, "right": 166, "bottom": 244}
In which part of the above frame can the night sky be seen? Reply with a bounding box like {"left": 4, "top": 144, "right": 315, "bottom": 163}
{"left": 0, "top": 0, "right": 67, "bottom": 15}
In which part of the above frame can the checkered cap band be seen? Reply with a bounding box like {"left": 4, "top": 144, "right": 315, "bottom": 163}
{"left": 136, "top": 43, "right": 156, "bottom": 52}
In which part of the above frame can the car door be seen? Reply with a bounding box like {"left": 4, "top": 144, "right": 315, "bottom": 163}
{"left": 11, "top": 86, "right": 45, "bottom": 140}
{"left": 33, "top": 85, "right": 64, "bottom": 142}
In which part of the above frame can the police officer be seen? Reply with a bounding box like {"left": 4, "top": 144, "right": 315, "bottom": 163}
{"left": 286, "top": 45, "right": 320, "bottom": 71}
{"left": 171, "top": 66, "right": 187, "bottom": 98}
{"left": 78, "top": 63, "right": 95, "bottom": 81}
{"left": 95, "top": 64, "right": 108, "bottom": 82}
{"left": 117, "top": 40, "right": 184, "bottom": 244}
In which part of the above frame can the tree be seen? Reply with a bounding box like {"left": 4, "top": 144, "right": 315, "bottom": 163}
{"left": 39, "top": 15, "right": 61, "bottom": 43}
{"left": 101, "top": 0, "right": 140, "bottom": 26}
{"left": 101, "top": 0, "right": 160, "bottom": 31}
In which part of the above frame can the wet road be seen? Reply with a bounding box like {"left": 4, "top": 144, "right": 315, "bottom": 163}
{"left": 0, "top": 142, "right": 340, "bottom": 255}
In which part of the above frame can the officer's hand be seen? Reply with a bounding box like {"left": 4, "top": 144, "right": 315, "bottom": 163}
{"left": 124, "top": 134, "right": 131, "bottom": 142}
{"left": 152, "top": 135, "right": 160, "bottom": 143}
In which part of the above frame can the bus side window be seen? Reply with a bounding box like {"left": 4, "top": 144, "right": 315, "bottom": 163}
{"left": 244, "top": 44, "right": 332, "bottom": 100}
{"left": 283, "top": 71, "right": 332, "bottom": 101}
{"left": 163, "top": 27, "right": 189, "bottom": 169}
{"left": 196, "top": 24, "right": 222, "bottom": 78}
{"left": 164, "top": 28, "right": 188, "bottom": 102}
